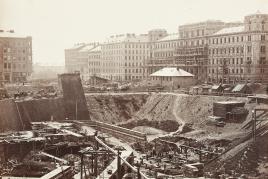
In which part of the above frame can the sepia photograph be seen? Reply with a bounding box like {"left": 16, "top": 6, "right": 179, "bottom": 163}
{"left": 0, "top": 0, "right": 268, "bottom": 178}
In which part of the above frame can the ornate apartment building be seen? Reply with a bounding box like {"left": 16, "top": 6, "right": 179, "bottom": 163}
{"left": 101, "top": 33, "right": 150, "bottom": 81}
{"left": 148, "top": 20, "right": 243, "bottom": 83}
{"left": 0, "top": 30, "right": 32, "bottom": 83}
{"left": 149, "top": 12, "right": 268, "bottom": 84}
{"left": 65, "top": 12, "right": 268, "bottom": 84}
{"left": 208, "top": 13, "right": 268, "bottom": 84}
{"left": 65, "top": 30, "right": 165, "bottom": 82}
{"left": 65, "top": 42, "right": 99, "bottom": 81}
{"left": 88, "top": 45, "right": 101, "bottom": 77}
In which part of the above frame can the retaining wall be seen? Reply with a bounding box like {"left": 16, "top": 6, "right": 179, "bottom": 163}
{"left": 16, "top": 97, "right": 66, "bottom": 123}
{"left": 0, "top": 99, "right": 26, "bottom": 131}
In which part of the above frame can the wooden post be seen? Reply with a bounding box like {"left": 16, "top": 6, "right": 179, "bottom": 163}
{"left": 254, "top": 109, "right": 256, "bottom": 141}
{"left": 80, "top": 154, "right": 84, "bottom": 179}
{"left": 94, "top": 153, "right": 98, "bottom": 176}
{"left": 185, "top": 148, "right": 188, "bottom": 161}
{"left": 137, "top": 164, "right": 141, "bottom": 179}
{"left": 91, "top": 154, "right": 94, "bottom": 174}
{"left": 117, "top": 150, "right": 122, "bottom": 179}
{"left": 199, "top": 146, "right": 202, "bottom": 162}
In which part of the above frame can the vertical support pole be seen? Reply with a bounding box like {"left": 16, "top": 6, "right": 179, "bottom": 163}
{"left": 91, "top": 154, "right": 94, "bottom": 174}
{"left": 252, "top": 109, "right": 255, "bottom": 140}
{"left": 80, "top": 154, "right": 84, "bottom": 179}
{"left": 75, "top": 99, "right": 78, "bottom": 121}
{"left": 254, "top": 109, "right": 256, "bottom": 141}
{"left": 199, "top": 146, "right": 202, "bottom": 162}
{"left": 185, "top": 148, "right": 188, "bottom": 161}
{"left": 117, "top": 150, "right": 121, "bottom": 179}
{"left": 137, "top": 164, "right": 141, "bottom": 179}
{"left": 94, "top": 153, "right": 98, "bottom": 176}
{"left": 3, "top": 143, "right": 7, "bottom": 162}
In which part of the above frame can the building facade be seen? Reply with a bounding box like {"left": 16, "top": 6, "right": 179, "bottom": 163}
{"left": 100, "top": 33, "right": 150, "bottom": 81}
{"left": 0, "top": 30, "right": 32, "bottom": 83}
{"left": 65, "top": 31, "right": 166, "bottom": 82}
{"left": 207, "top": 13, "right": 268, "bottom": 83}
{"left": 88, "top": 45, "right": 102, "bottom": 78}
{"left": 149, "top": 12, "right": 268, "bottom": 84}
{"left": 65, "top": 42, "right": 99, "bottom": 81}
{"left": 65, "top": 12, "right": 268, "bottom": 84}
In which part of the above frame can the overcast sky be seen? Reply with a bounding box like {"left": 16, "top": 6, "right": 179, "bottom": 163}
{"left": 0, "top": 0, "right": 268, "bottom": 66}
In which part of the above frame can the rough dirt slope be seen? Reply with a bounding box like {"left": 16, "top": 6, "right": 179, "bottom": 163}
{"left": 86, "top": 94, "right": 148, "bottom": 123}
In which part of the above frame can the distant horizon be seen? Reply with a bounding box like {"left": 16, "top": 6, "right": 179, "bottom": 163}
{"left": 1, "top": 0, "right": 267, "bottom": 66}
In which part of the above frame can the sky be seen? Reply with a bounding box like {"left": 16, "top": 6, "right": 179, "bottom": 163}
{"left": 0, "top": 0, "right": 268, "bottom": 66}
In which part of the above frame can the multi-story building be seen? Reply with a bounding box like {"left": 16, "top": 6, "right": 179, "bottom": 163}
{"left": 65, "top": 30, "right": 166, "bottom": 83}
{"left": 100, "top": 33, "right": 150, "bottom": 81}
{"left": 149, "top": 12, "right": 268, "bottom": 84}
{"left": 147, "top": 33, "right": 179, "bottom": 74}
{"left": 65, "top": 42, "right": 99, "bottom": 81}
{"left": 207, "top": 12, "right": 268, "bottom": 83}
{"left": 65, "top": 12, "right": 268, "bottom": 84}
{"left": 148, "top": 20, "right": 229, "bottom": 82}
{"left": 88, "top": 45, "right": 101, "bottom": 77}
{"left": 0, "top": 30, "right": 32, "bottom": 83}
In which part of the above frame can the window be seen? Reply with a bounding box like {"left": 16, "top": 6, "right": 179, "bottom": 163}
{"left": 248, "top": 35, "right": 251, "bottom": 41}
{"left": 260, "top": 57, "right": 266, "bottom": 64}
{"left": 261, "top": 35, "right": 265, "bottom": 41}
{"left": 247, "top": 46, "right": 252, "bottom": 53}
{"left": 260, "top": 46, "right": 266, "bottom": 53}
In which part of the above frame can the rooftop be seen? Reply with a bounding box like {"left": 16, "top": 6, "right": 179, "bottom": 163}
{"left": 150, "top": 67, "right": 194, "bottom": 77}
{"left": 104, "top": 34, "right": 149, "bottom": 44}
{"left": 90, "top": 45, "right": 101, "bottom": 52}
{"left": 0, "top": 30, "right": 30, "bottom": 38}
{"left": 179, "top": 20, "right": 224, "bottom": 28}
{"left": 157, "top": 33, "right": 179, "bottom": 42}
{"left": 232, "top": 83, "right": 248, "bottom": 92}
{"left": 78, "top": 44, "right": 96, "bottom": 52}
{"left": 214, "top": 26, "right": 244, "bottom": 35}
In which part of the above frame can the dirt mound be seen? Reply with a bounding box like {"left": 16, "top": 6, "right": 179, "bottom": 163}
{"left": 86, "top": 94, "right": 148, "bottom": 123}
{"left": 173, "top": 95, "right": 250, "bottom": 136}
{"left": 135, "top": 94, "right": 177, "bottom": 122}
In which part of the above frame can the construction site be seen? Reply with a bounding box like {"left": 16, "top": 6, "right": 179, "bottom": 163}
{"left": 0, "top": 73, "right": 268, "bottom": 179}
